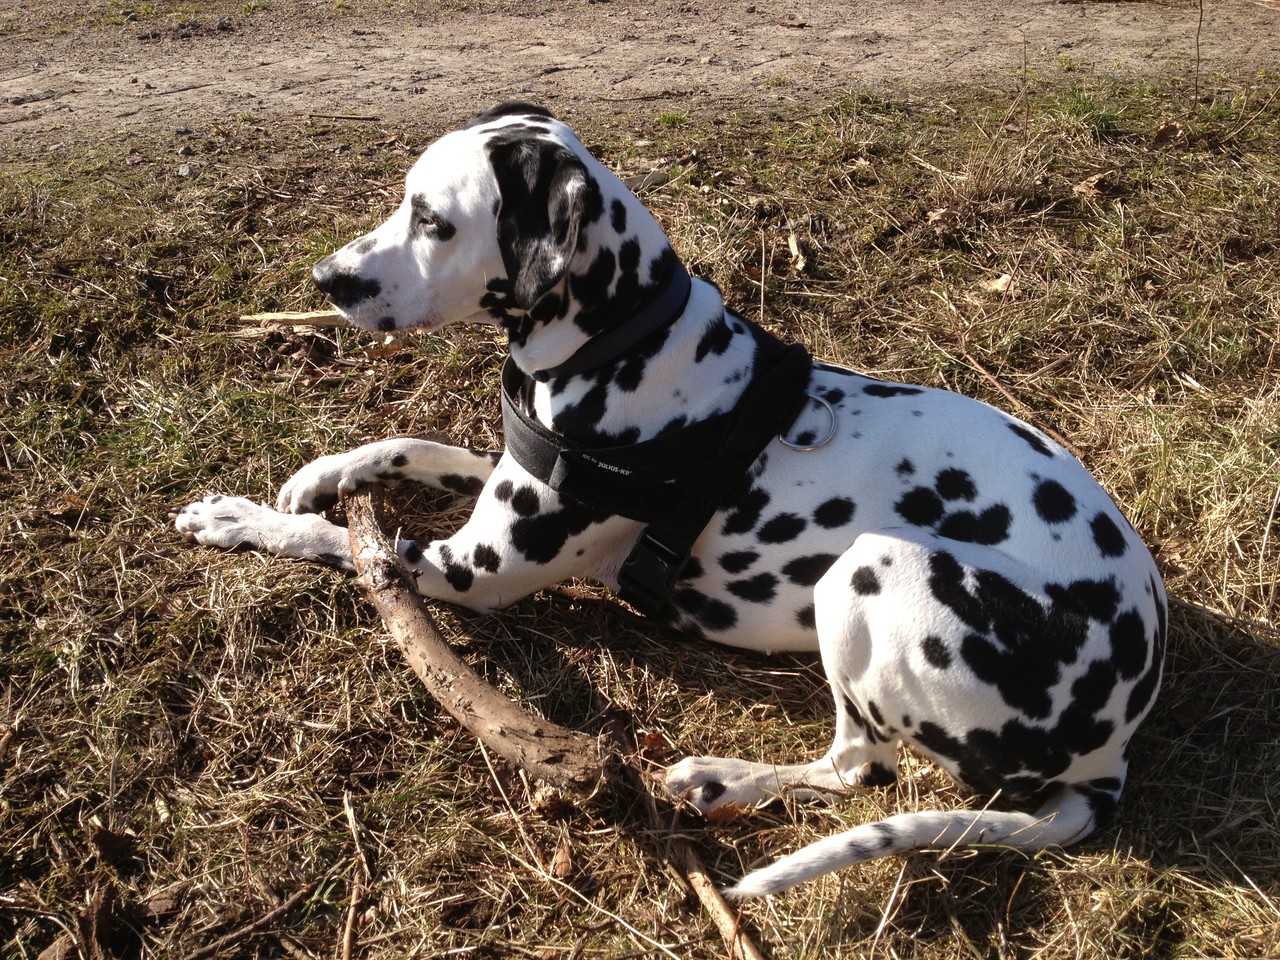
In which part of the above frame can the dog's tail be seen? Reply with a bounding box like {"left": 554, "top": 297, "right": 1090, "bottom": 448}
{"left": 725, "top": 780, "right": 1119, "bottom": 899}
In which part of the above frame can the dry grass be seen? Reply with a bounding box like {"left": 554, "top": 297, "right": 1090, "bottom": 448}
{"left": 2, "top": 75, "right": 1279, "bottom": 959}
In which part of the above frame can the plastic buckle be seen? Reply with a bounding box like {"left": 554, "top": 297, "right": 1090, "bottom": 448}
{"left": 618, "top": 531, "right": 686, "bottom": 617}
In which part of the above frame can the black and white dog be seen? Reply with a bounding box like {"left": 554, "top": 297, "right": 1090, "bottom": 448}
{"left": 175, "top": 103, "right": 1166, "bottom": 898}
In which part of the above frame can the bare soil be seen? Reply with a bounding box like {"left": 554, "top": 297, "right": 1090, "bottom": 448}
{"left": 4, "top": 0, "right": 1279, "bottom": 157}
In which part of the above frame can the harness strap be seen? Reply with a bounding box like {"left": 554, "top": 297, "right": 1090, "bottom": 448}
{"left": 501, "top": 322, "right": 812, "bottom": 617}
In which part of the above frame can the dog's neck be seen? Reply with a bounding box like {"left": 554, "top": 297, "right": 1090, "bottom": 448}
{"left": 490, "top": 135, "right": 761, "bottom": 446}
{"left": 520, "top": 278, "right": 760, "bottom": 447}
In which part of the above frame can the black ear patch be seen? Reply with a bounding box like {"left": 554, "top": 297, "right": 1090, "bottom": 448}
{"left": 466, "top": 101, "right": 556, "bottom": 128}
{"left": 491, "top": 137, "right": 594, "bottom": 312}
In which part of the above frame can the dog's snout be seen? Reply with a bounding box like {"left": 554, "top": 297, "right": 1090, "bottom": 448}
{"left": 312, "top": 256, "right": 381, "bottom": 308}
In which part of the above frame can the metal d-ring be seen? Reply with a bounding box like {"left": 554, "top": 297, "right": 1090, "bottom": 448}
{"left": 779, "top": 394, "right": 837, "bottom": 452}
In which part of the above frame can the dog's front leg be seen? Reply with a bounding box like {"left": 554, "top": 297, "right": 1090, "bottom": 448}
{"left": 175, "top": 454, "right": 636, "bottom": 610}
{"left": 391, "top": 460, "right": 633, "bottom": 610}
{"left": 174, "top": 437, "right": 502, "bottom": 572}
{"left": 277, "top": 437, "right": 501, "bottom": 514}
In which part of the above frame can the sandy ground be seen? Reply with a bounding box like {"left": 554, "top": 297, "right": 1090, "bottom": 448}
{"left": 3, "top": 0, "right": 1279, "bottom": 157}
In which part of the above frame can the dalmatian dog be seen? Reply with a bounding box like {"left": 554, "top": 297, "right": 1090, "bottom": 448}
{"left": 174, "top": 103, "right": 1167, "bottom": 899}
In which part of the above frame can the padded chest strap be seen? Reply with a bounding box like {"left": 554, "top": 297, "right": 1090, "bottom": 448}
{"left": 501, "top": 325, "right": 812, "bottom": 617}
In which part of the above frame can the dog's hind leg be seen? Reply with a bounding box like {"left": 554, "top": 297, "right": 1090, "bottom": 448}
{"left": 664, "top": 536, "right": 903, "bottom": 814}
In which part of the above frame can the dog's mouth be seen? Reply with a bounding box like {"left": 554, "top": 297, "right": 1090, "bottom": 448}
{"left": 336, "top": 308, "right": 440, "bottom": 335}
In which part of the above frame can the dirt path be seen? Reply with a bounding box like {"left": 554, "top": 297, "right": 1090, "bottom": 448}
{"left": 3, "top": 1, "right": 1278, "bottom": 156}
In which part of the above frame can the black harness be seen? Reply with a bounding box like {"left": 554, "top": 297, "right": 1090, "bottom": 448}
{"left": 501, "top": 268, "right": 812, "bottom": 617}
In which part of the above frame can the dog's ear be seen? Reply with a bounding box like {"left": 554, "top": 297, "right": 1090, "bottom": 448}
{"left": 490, "top": 138, "right": 595, "bottom": 314}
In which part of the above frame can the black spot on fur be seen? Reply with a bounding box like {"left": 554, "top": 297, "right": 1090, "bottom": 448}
{"left": 896, "top": 458, "right": 915, "bottom": 476}
{"left": 1033, "top": 479, "right": 1077, "bottom": 524}
{"left": 493, "top": 479, "right": 515, "bottom": 501}
{"left": 680, "top": 557, "right": 705, "bottom": 581}
{"left": 916, "top": 718, "right": 1069, "bottom": 799}
{"left": 863, "top": 383, "right": 924, "bottom": 398}
{"left": 721, "top": 487, "right": 771, "bottom": 536}
{"left": 813, "top": 497, "right": 855, "bottom": 528}
{"left": 694, "top": 315, "right": 734, "bottom": 363}
{"left": 719, "top": 550, "right": 759, "bottom": 574}
{"left": 510, "top": 500, "right": 604, "bottom": 564}
{"left": 473, "top": 544, "right": 501, "bottom": 573}
{"left": 782, "top": 554, "right": 837, "bottom": 586}
{"left": 698, "top": 781, "right": 726, "bottom": 803}
{"left": 860, "top": 761, "right": 897, "bottom": 787}
{"left": 796, "top": 604, "right": 816, "bottom": 629}
{"left": 922, "top": 634, "right": 952, "bottom": 668}
{"left": 610, "top": 198, "right": 627, "bottom": 234}
{"left": 403, "top": 542, "right": 423, "bottom": 564}
{"left": 937, "top": 504, "right": 1012, "bottom": 546}
{"left": 823, "top": 388, "right": 846, "bottom": 404}
{"left": 673, "top": 588, "right": 739, "bottom": 631}
{"left": 851, "top": 566, "right": 882, "bottom": 595}
{"left": 439, "top": 544, "right": 474, "bottom": 593}
{"left": 928, "top": 551, "right": 1112, "bottom": 718}
{"left": 410, "top": 194, "right": 456, "bottom": 241}
{"left": 511, "top": 486, "right": 541, "bottom": 516}
{"left": 1109, "top": 609, "right": 1147, "bottom": 679}
{"left": 391, "top": 453, "right": 409, "bottom": 468}
{"left": 1091, "top": 511, "right": 1128, "bottom": 557}
{"left": 440, "top": 474, "right": 485, "bottom": 497}
{"left": 728, "top": 573, "right": 779, "bottom": 603}
{"left": 896, "top": 487, "right": 945, "bottom": 526}
{"left": 758, "top": 513, "right": 806, "bottom": 544}
{"left": 320, "top": 271, "right": 381, "bottom": 308}
{"left": 1009, "top": 422, "right": 1054, "bottom": 457}
{"left": 843, "top": 696, "right": 886, "bottom": 745}
{"left": 935, "top": 468, "right": 977, "bottom": 502}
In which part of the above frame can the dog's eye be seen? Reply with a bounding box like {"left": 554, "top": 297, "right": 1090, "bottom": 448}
{"left": 410, "top": 195, "right": 456, "bottom": 241}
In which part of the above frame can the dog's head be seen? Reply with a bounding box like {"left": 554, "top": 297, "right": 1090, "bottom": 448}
{"left": 312, "top": 103, "right": 678, "bottom": 372}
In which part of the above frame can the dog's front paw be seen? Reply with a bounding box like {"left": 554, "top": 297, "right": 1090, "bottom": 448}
{"left": 662, "top": 756, "right": 771, "bottom": 819}
{"left": 276, "top": 454, "right": 366, "bottom": 514}
{"left": 172, "top": 494, "right": 275, "bottom": 551}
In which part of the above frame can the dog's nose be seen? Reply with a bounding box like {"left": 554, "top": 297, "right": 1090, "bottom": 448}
{"left": 311, "top": 256, "right": 381, "bottom": 308}
{"left": 312, "top": 254, "right": 338, "bottom": 294}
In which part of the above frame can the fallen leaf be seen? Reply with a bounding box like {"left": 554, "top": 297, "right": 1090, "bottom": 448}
{"left": 1073, "top": 171, "right": 1114, "bottom": 198}
{"left": 1152, "top": 119, "right": 1186, "bottom": 147}
{"left": 549, "top": 835, "right": 574, "bottom": 879}
{"left": 926, "top": 206, "right": 964, "bottom": 237}
{"left": 979, "top": 273, "right": 1020, "bottom": 298}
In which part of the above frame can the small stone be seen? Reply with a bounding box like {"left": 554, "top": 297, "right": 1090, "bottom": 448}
{"left": 178, "top": 163, "right": 192, "bottom": 177}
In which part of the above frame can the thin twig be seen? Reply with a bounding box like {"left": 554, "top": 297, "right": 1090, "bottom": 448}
{"left": 1194, "top": 0, "right": 1204, "bottom": 99}
{"left": 183, "top": 884, "right": 315, "bottom": 960}
{"left": 340, "top": 790, "right": 371, "bottom": 960}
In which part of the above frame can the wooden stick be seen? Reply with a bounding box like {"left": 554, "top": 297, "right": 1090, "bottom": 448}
{"left": 345, "top": 485, "right": 770, "bottom": 959}
{"left": 345, "top": 486, "right": 607, "bottom": 793}
{"left": 678, "top": 840, "right": 770, "bottom": 960}
{"left": 239, "top": 309, "right": 344, "bottom": 325}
